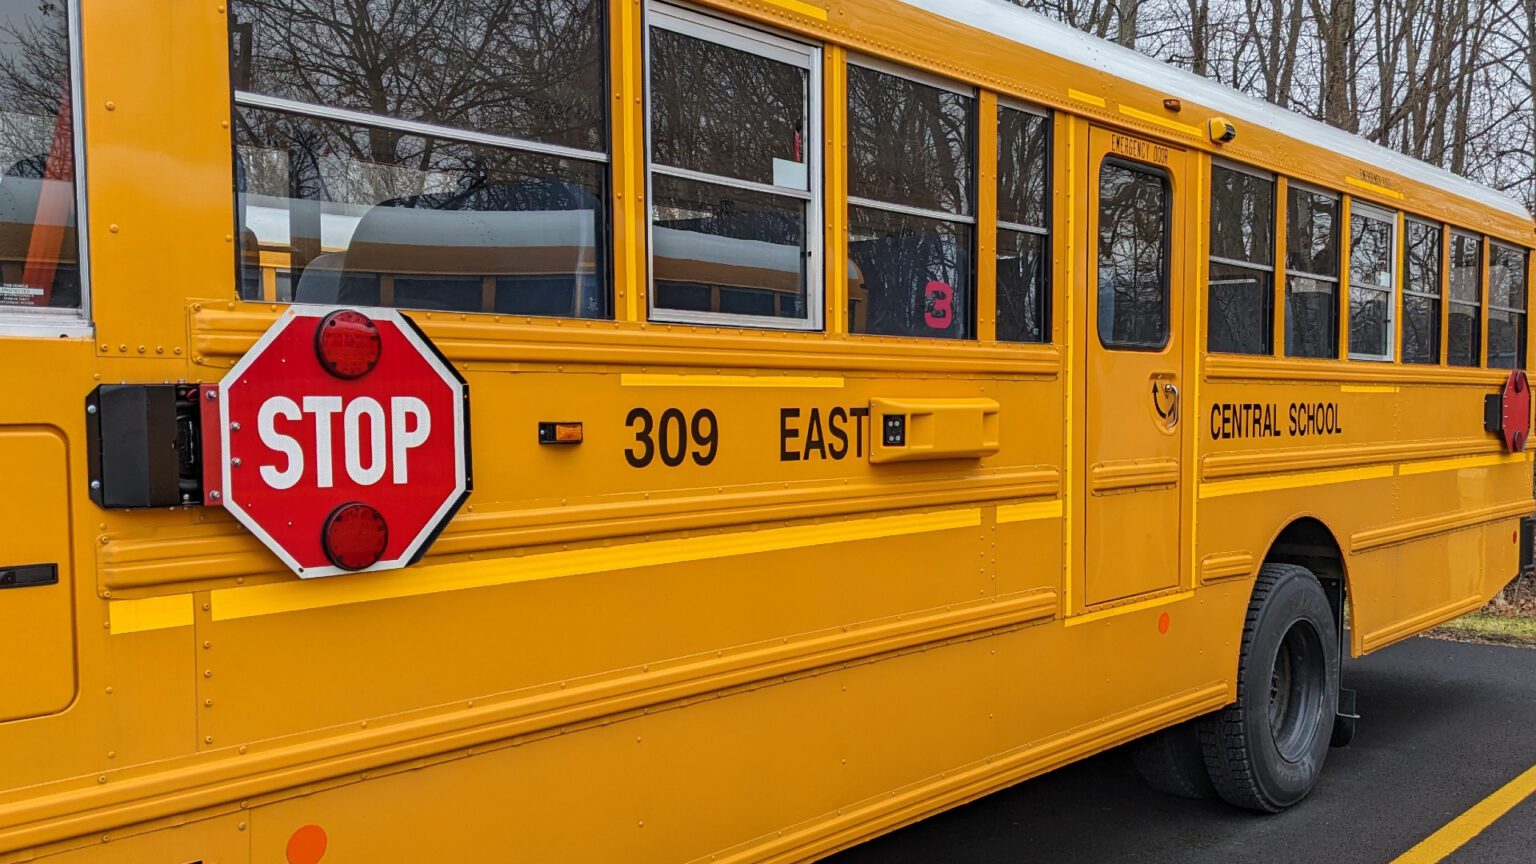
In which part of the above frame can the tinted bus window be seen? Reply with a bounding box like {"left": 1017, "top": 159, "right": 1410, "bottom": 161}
{"left": 647, "top": 9, "right": 817, "bottom": 326}
{"left": 1402, "top": 220, "right": 1441, "bottom": 364}
{"left": 847, "top": 62, "right": 975, "bottom": 340}
{"left": 1207, "top": 165, "right": 1274, "bottom": 355}
{"left": 230, "top": 0, "right": 605, "bottom": 152}
{"left": 0, "top": 0, "right": 81, "bottom": 310}
{"left": 1284, "top": 187, "right": 1339, "bottom": 358}
{"left": 1348, "top": 206, "right": 1396, "bottom": 361}
{"left": 229, "top": 0, "right": 610, "bottom": 318}
{"left": 996, "top": 104, "right": 1050, "bottom": 343}
{"left": 1488, "top": 242, "right": 1528, "bottom": 369}
{"left": 1448, "top": 231, "right": 1482, "bottom": 366}
{"left": 1097, "top": 160, "right": 1169, "bottom": 349}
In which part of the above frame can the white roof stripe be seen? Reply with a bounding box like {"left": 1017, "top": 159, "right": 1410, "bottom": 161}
{"left": 898, "top": 0, "right": 1532, "bottom": 222}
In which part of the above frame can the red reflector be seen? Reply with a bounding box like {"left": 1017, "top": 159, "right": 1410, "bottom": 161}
{"left": 322, "top": 502, "right": 389, "bottom": 571}
{"left": 314, "top": 309, "right": 382, "bottom": 379}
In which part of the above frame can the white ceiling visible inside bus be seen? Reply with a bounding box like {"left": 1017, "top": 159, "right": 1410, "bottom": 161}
{"left": 903, "top": 0, "right": 1532, "bottom": 220}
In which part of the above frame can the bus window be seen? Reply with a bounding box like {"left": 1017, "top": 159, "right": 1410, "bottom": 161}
{"left": 996, "top": 103, "right": 1050, "bottom": 343}
{"left": 1488, "top": 242, "right": 1528, "bottom": 369}
{"left": 1284, "top": 186, "right": 1340, "bottom": 358}
{"left": 0, "top": 0, "right": 82, "bottom": 312}
{"left": 1448, "top": 230, "right": 1482, "bottom": 366}
{"left": 228, "top": 0, "right": 610, "bottom": 319}
{"left": 847, "top": 61, "right": 974, "bottom": 340}
{"left": 1207, "top": 164, "right": 1274, "bottom": 355}
{"left": 1402, "top": 220, "right": 1442, "bottom": 364}
{"left": 1096, "top": 159, "right": 1169, "bottom": 349}
{"left": 1348, "top": 204, "right": 1396, "bottom": 361}
{"left": 646, "top": 6, "right": 818, "bottom": 327}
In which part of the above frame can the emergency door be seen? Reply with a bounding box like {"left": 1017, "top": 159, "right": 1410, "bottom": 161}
{"left": 1081, "top": 128, "right": 1186, "bottom": 606}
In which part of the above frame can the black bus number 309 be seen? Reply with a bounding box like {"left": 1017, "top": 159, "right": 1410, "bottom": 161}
{"left": 625, "top": 408, "right": 719, "bottom": 468}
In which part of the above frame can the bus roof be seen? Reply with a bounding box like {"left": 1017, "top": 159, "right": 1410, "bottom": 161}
{"left": 907, "top": 0, "right": 1531, "bottom": 222}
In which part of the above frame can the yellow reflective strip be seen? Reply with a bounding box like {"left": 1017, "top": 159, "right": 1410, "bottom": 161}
{"left": 1067, "top": 88, "right": 1106, "bottom": 107}
{"left": 997, "top": 500, "right": 1063, "bottom": 524}
{"left": 620, "top": 374, "right": 845, "bottom": 389}
{"left": 759, "top": 0, "right": 828, "bottom": 19}
{"left": 1398, "top": 452, "right": 1531, "bottom": 476}
{"left": 1065, "top": 590, "right": 1195, "bottom": 627}
{"left": 1340, "top": 384, "right": 1399, "bottom": 393}
{"left": 1199, "top": 465, "right": 1394, "bottom": 499}
{"left": 1346, "top": 175, "right": 1406, "bottom": 200}
{"left": 1117, "top": 104, "right": 1202, "bottom": 137}
{"left": 1390, "top": 762, "right": 1536, "bottom": 864}
{"left": 214, "top": 509, "right": 982, "bottom": 621}
{"left": 109, "top": 595, "right": 194, "bottom": 635}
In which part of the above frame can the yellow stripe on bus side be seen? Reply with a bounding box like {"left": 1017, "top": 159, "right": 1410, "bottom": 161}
{"left": 1064, "top": 590, "right": 1195, "bottom": 627}
{"left": 212, "top": 509, "right": 982, "bottom": 622}
{"left": 1398, "top": 452, "right": 1531, "bottom": 476}
{"left": 109, "top": 595, "right": 194, "bottom": 635}
{"left": 1346, "top": 175, "right": 1406, "bottom": 200}
{"left": 1199, "top": 465, "right": 1395, "bottom": 499}
{"left": 759, "top": 0, "right": 828, "bottom": 19}
{"left": 1117, "top": 104, "right": 1202, "bottom": 137}
{"left": 996, "top": 500, "right": 1064, "bottom": 524}
{"left": 620, "top": 374, "right": 845, "bottom": 389}
{"left": 1067, "top": 88, "right": 1106, "bottom": 107}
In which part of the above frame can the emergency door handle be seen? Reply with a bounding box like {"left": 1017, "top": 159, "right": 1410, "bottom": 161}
{"left": 1153, "top": 382, "right": 1180, "bottom": 428}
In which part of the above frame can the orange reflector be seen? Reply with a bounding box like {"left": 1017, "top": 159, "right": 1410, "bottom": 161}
{"left": 1157, "top": 612, "right": 1170, "bottom": 635}
{"left": 538, "top": 421, "right": 584, "bottom": 445}
{"left": 287, "top": 824, "right": 328, "bottom": 864}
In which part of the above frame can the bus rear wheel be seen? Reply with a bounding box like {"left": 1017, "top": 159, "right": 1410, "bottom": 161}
{"left": 1199, "top": 563, "right": 1339, "bottom": 812}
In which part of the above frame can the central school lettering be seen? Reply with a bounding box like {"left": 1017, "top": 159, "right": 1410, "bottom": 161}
{"left": 1209, "top": 401, "right": 1344, "bottom": 440}
{"left": 780, "top": 407, "right": 871, "bottom": 461}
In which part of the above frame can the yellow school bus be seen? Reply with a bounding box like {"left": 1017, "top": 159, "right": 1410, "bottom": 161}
{"left": 0, "top": 0, "right": 1532, "bottom": 861}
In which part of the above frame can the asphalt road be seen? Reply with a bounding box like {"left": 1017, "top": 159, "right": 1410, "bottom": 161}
{"left": 826, "top": 637, "right": 1536, "bottom": 864}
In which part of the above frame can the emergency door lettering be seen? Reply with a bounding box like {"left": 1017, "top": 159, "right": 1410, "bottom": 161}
{"left": 1209, "top": 401, "right": 1345, "bottom": 440}
{"left": 625, "top": 408, "right": 718, "bottom": 468}
{"left": 780, "top": 407, "right": 871, "bottom": 461}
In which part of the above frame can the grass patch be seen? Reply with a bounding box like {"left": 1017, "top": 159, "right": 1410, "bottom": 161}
{"left": 1430, "top": 612, "right": 1536, "bottom": 646}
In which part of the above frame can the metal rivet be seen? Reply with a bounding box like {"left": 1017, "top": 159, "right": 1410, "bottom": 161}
{"left": 86, "top": 403, "right": 97, "bottom": 414}
{"left": 104, "top": 101, "right": 115, "bottom": 111}
{"left": 229, "top": 422, "right": 241, "bottom": 431}
{"left": 231, "top": 457, "right": 242, "bottom": 467}
{"left": 205, "top": 389, "right": 218, "bottom": 400}
{"left": 209, "top": 490, "right": 221, "bottom": 501}
{"left": 90, "top": 480, "right": 101, "bottom": 490}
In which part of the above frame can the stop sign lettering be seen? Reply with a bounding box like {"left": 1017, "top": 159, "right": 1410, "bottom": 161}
{"left": 257, "top": 395, "right": 432, "bottom": 490}
{"left": 214, "top": 307, "right": 470, "bottom": 578}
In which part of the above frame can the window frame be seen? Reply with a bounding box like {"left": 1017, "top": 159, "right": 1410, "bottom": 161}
{"left": 228, "top": 0, "right": 613, "bottom": 318}
{"left": 1401, "top": 216, "right": 1443, "bottom": 365}
{"left": 1206, "top": 158, "right": 1275, "bottom": 356}
{"left": 0, "top": 0, "right": 92, "bottom": 337}
{"left": 1487, "top": 239, "right": 1529, "bottom": 370}
{"left": 1096, "top": 155, "right": 1173, "bottom": 352}
{"left": 995, "top": 96, "right": 1051, "bottom": 344}
{"left": 1283, "top": 180, "right": 1341, "bottom": 359}
{"left": 1447, "top": 227, "right": 1483, "bottom": 368}
{"left": 1345, "top": 200, "right": 1398, "bottom": 363}
{"left": 643, "top": 3, "right": 824, "bottom": 331}
{"left": 844, "top": 53, "right": 978, "bottom": 340}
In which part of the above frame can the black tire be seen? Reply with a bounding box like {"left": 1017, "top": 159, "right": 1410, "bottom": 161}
{"left": 1199, "top": 562, "right": 1339, "bottom": 812}
{"left": 1132, "top": 719, "right": 1216, "bottom": 799}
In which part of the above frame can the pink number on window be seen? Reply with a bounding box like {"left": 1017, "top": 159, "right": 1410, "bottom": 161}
{"left": 924, "top": 281, "right": 954, "bottom": 330}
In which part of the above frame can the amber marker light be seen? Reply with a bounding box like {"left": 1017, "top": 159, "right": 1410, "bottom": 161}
{"left": 538, "top": 421, "right": 585, "bottom": 445}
